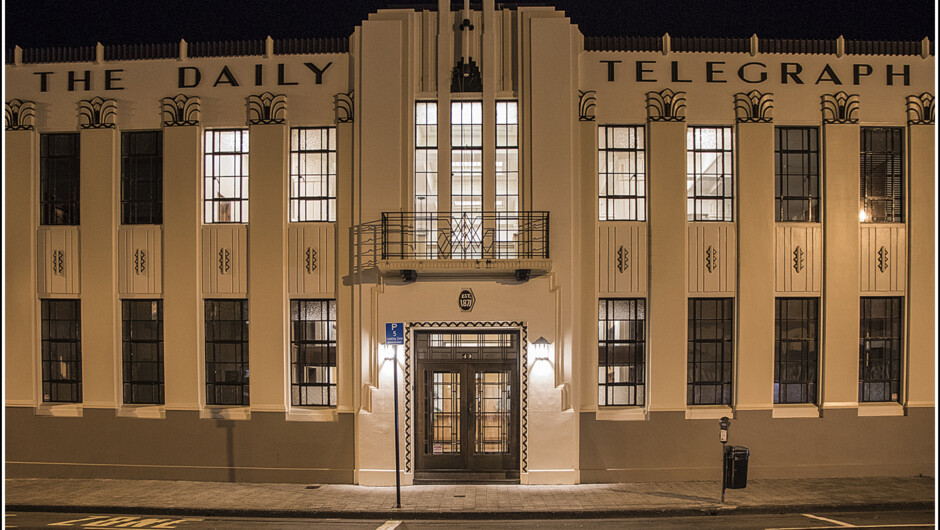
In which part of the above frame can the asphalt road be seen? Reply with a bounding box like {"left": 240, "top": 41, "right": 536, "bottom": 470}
{"left": 4, "top": 510, "right": 936, "bottom": 529}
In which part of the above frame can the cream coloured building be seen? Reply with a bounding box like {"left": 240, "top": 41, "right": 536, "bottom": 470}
{"left": 3, "top": 1, "right": 935, "bottom": 485}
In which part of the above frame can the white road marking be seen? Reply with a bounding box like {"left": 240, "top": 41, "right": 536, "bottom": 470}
{"left": 766, "top": 524, "right": 934, "bottom": 530}
{"left": 802, "top": 514, "right": 853, "bottom": 526}
{"left": 375, "top": 521, "right": 403, "bottom": 530}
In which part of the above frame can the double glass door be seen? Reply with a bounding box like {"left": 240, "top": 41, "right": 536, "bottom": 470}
{"left": 415, "top": 331, "right": 519, "bottom": 478}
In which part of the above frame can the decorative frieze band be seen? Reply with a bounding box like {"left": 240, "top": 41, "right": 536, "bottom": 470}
{"left": 247, "top": 92, "right": 287, "bottom": 125}
{"left": 161, "top": 94, "right": 201, "bottom": 127}
{"left": 821, "top": 91, "right": 859, "bottom": 124}
{"left": 78, "top": 96, "right": 117, "bottom": 129}
{"left": 734, "top": 90, "right": 773, "bottom": 123}
{"left": 646, "top": 89, "right": 686, "bottom": 122}
{"left": 905, "top": 92, "right": 934, "bottom": 125}
{"left": 5, "top": 99, "right": 36, "bottom": 131}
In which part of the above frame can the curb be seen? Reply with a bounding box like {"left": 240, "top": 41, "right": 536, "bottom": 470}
{"left": 5, "top": 501, "right": 934, "bottom": 520}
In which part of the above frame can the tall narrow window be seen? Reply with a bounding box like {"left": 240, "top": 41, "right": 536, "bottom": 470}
{"left": 121, "top": 130, "right": 163, "bottom": 225}
{"left": 774, "top": 298, "right": 818, "bottom": 404}
{"left": 204, "top": 129, "right": 249, "bottom": 223}
{"left": 860, "top": 127, "right": 903, "bottom": 223}
{"left": 774, "top": 127, "right": 819, "bottom": 222}
{"left": 290, "top": 127, "right": 336, "bottom": 222}
{"left": 598, "top": 299, "right": 646, "bottom": 406}
{"left": 495, "top": 101, "right": 520, "bottom": 255}
{"left": 290, "top": 300, "right": 337, "bottom": 406}
{"left": 41, "top": 299, "right": 82, "bottom": 403}
{"left": 687, "top": 126, "right": 733, "bottom": 222}
{"left": 599, "top": 126, "right": 646, "bottom": 221}
{"left": 415, "top": 102, "right": 439, "bottom": 257}
{"left": 688, "top": 298, "right": 733, "bottom": 405}
{"left": 859, "top": 297, "right": 903, "bottom": 403}
{"left": 205, "top": 299, "right": 249, "bottom": 406}
{"left": 40, "top": 133, "right": 80, "bottom": 225}
{"left": 122, "top": 299, "right": 165, "bottom": 404}
{"left": 451, "top": 101, "right": 483, "bottom": 258}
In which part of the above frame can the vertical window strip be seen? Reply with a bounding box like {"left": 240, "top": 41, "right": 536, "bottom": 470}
{"left": 451, "top": 101, "right": 483, "bottom": 258}
{"left": 773, "top": 298, "right": 818, "bottom": 404}
{"left": 598, "top": 125, "right": 646, "bottom": 221}
{"left": 687, "top": 298, "right": 734, "bottom": 405}
{"left": 859, "top": 297, "right": 903, "bottom": 403}
{"left": 121, "top": 130, "right": 164, "bottom": 225}
{"left": 598, "top": 299, "right": 647, "bottom": 406}
{"left": 687, "top": 126, "right": 734, "bottom": 222}
{"left": 496, "top": 101, "right": 520, "bottom": 256}
{"left": 40, "top": 299, "right": 82, "bottom": 403}
{"left": 774, "top": 127, "right": 819, "bottom": 223}
{"left": 415, "top": 102, "right": 439, "bottom": 257}
{"left": 290, "top": 299, "right": 337, "bottom": 406}
{"left": 290, "top": 127, "right": 336, "bottom": 222}
{"left": 860, "top": 127, "right": 904, "bottom": 223}
{"left": 122, "top": 299, "right": 165, "bottom": 405}
{"left": 39, "top": 133, "right": 81, "bottom": 226}
{"left": 204, "top": 299, "right": 250, "bottom": 406}
{"left": 204, "top": 129, "right": 249, "bottom": 224}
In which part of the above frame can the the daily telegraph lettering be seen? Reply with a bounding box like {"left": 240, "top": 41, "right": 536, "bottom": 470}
{"left": 30, "top": 62, "right": 333, "bottom": 92}
{"left": 600, "top": 60, "right": 912, "bottom": 86}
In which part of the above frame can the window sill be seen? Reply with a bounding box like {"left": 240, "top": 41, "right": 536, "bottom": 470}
{"left": 595, "top": 407, "right": 647, "bottom": 421}
{"left": 200, "top": 406, "right": 251, "bottom": 420}
{"left": 685, "top": 406, "right": 733, "bottom": 420}
{"left": 858, "top": 402, "right": 904, "bottom": 417}
{"left": 286, "top": 407, "right": 339, "bottom": 422}
{"left": 772, "top": 404, "right": 820, "bottom": 418}
{"left": 35, "top": 403, "right": 83, "bottom": 417}
{"left": 117, "top": 405, "right": 166, "bottom": 419}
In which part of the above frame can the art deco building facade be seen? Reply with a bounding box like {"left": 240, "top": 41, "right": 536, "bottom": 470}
{"left": 4, "top": 1, "right": 935, "bottom": 485}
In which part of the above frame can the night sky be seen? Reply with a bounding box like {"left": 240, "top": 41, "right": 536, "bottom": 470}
{"left": 3, "top": 0, "right": 936, "bottom": 50}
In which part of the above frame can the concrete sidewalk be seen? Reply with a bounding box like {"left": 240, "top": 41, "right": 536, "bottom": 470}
{"left": 4, "top": 476, "right": 936, "bottom": 519}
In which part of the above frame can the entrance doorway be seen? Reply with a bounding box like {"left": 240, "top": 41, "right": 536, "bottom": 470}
{"left": 414, "top": 330, "right": 520, "bottom": 483}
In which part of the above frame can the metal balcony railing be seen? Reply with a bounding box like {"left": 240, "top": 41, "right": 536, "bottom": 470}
{"left": 381, "top": 211, "right": 550, "bottom": 260}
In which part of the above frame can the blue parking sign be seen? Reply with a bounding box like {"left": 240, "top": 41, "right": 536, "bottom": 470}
{"left": 386, "top": 323, "right": 405, "bottom": 345}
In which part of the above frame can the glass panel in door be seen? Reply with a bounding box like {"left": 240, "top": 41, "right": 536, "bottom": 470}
{"left": 474, "top": 371, "right": 511, "bottom": 454}
{"left": 430, "top": 371, "right": 461, "bottom": 455}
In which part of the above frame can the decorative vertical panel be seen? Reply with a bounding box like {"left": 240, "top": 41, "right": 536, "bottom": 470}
{"left": 688, "top": 223, "right": 735, "bottom": 294}
{"left": 118, "top": 226, "right": 163, "bottom": 295}
{"left": 860, "top": 225, "right": 906, "bottom": 294}
{"left": 288, "top": 223, "right": 335, "bottom": 296}
{"left": 597, "top": 222, "right": 647, "bottom": 295}
{"left": 202, "top": 225, "right": 248, "bottom": 296}
{"left": 775, "top": 224, "right": 823, "bottom": 294}
{"left": 37, "top": 227, "right": 81, "bottom": 295}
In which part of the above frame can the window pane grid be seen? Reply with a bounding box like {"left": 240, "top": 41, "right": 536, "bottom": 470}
{"left": 496, "top": 101, "right": 520, "bottom": 254}
{"left": 598, "top": 125, "right": 646, "bottom": 221}
{"left": 41, "top": 299, "right": 82, "bottom": 403}
{"left": 451, "top": 101, "right": 483, "bottom": 258}
{"left": 290, "top": 299, "right": 337, "bottom": 406}
{"left": 687, "top": 126, "right": 733, "bottom": 222}
{"left": 598, "top": 298, "right": 646, "bottom": 406}
{"left": 859, "top": 297, "right": 903, "bottom": 403}
{"left": 415, "top": 102, "right": 439, "bottom": 257}
{"left": 204, "top": 129, "right": 249, "bottom": 223}
{"left": 860, "top": 127, "right": 904, "bottom": 223}
{"left": 121, "top": 131, "right": 163, "bottom": 225}
{"left": 40, "top": 133, "right": 81, "bottom": 225}
{"left": 122, "top": 299, "right": 165, "bottom": 404}
{"left": 687, "top": 298, "right": 733, "bottom": 405}
{"left": 774, "top": 127, "right": 819, "bottom": 222}
{"left": 774, "top": 298, "right": 818, "bottom": 404}
{"left": 290, "top": 127, "right": 336, "bottom": 222}
{"left": 205, "top": 299, "right": 250, "bottom": 405}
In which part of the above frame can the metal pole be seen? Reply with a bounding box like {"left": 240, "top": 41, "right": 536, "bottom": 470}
{"left": 392, "top": 348, "right": 402, "bottom": 508}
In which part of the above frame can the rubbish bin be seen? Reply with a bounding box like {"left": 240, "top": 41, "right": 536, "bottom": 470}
{"left": 723, "top": 445, "right": 749, "bottom": 489}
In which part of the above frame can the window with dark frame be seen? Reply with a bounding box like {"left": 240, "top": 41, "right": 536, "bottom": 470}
{"left": 687, "top": 298, "right": 733, "bottom": 405}
{"left": 290, "top": 127, "right": 336, "bottom": 222}
{"left": 204, "top": 129, "right": 249, "bottom": 224}
{"left": 860, "top": 127, "right": 904, "bottom": 223}
{"left": 598, "top": 298, "right": 646, "bottom": 406}
{"left": 204, "top": 299, "right": 249, "bottom": 406}
{"left": 859, "top": 297, "right": 903, "bottom": 403}
{"left": 40, "top": 299, "right": 82, "bottom": 403}
{"left": 122, "top": 299, "right": 165, "bottom": 405}
{"left": 121, "top": 131, "right": 163, "bottom": 225}
{"left": 290, "top": 300, "right": 337, "bottom": 406}
{"left": 774, "top": 127, "right": 819, "bottom": 222}
{"left": 774, "top": 298, "right": 818, "bottom": 404}
{"left": 40, "top": 133, "right": 80, "bottom": 226}
{"left": 687, "top": 126, "right": 733, "bottom": 222}
{"left": 598, "top": 126, "right": 646, "bottom": 221}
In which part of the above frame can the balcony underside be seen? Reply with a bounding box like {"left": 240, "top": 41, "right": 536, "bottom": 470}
{"left": 377, "top": 258, "right": 552, "bottom": 277}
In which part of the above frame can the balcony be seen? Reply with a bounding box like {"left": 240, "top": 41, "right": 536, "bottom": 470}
{"left": 378, "top": 211, "right": 551, "bottom": 279}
